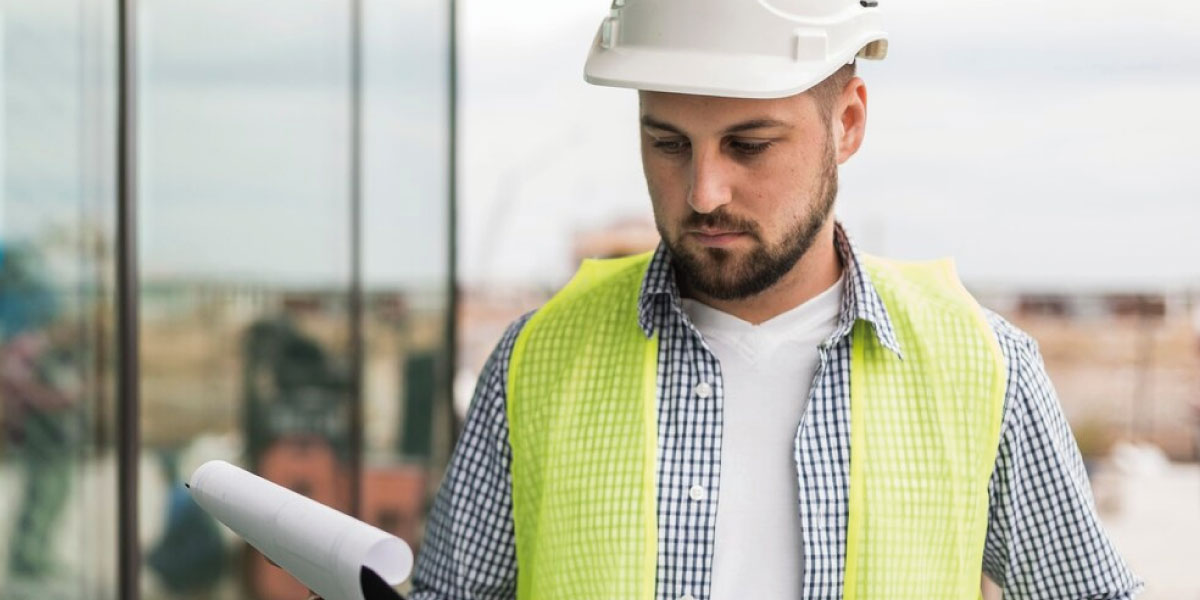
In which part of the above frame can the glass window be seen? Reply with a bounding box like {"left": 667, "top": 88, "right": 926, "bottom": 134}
{"left": 0, "top": 1, "right": 454, "bottom": 596}
{"left": 137, "top": 1, "right": 452, "bottom": 598}
{"left": 0, "top": 1, "right": 119, "bottom": 598}
{"left": 359, "top": 0, "right": 452, "bottom": 564}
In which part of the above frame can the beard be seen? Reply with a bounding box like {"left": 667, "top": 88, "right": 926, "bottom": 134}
{"left": 660, "top": 138, "right": 838, "bottom": 301}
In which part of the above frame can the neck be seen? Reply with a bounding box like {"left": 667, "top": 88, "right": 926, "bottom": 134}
{"left": 681, "top": 220, "right": 843, "bottom": 325}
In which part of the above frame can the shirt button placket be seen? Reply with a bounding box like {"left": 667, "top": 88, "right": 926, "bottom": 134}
{"left": 689, "top": 381, "right": 712, "bottom": 507}
{"left": 687, "top": 379, "right": 713, "bottom": 600}
{"left": 691, "top": 379, "right": 705, "bottom": 600}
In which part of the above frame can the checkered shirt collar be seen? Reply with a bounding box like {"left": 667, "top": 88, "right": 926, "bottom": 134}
{"left": 636, "top": 221, "right": 904, "bottom": 358}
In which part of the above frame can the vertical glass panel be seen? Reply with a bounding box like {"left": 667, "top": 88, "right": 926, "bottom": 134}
{"left": 359, "top": 0, "right": 452, "bottom": 573}
{"left": 0, "top": 1, "right": 119, "bottom": 599}
{"left": 138, "top": 2, "right": 354, "bottom": 598}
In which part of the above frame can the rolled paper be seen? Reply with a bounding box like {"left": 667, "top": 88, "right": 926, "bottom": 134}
{"left": 188, "top": 460, "right": 413, "bottom": 600}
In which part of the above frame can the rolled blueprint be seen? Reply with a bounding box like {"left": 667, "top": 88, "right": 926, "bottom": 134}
{"left": 188, "top": 460, "right": 413, "bottom": 600}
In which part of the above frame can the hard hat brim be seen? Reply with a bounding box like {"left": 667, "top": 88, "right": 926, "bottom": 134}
{"left": 584, "top": 29, "right": 887, "bottom": 100}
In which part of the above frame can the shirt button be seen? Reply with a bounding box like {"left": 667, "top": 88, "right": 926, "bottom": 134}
{"left": 680, "top": 594, "right": 696, "bottom": 600}
{"left": 689, "top": 484, "right": 706, "bottom": 501}
{"left": 693, "top": 381, "right": 712, "bottom": 399}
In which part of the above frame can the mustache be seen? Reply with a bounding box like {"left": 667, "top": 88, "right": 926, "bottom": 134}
{"left": 682, "top": 209, "right": 760, "bottom": 236}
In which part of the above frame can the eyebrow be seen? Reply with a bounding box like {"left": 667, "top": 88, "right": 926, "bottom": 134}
{"left": 640, "top": 115, "right": 791, "bottom": 135}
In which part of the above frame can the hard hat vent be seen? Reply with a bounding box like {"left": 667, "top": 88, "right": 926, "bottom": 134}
{"left": 857, "top": 39, "right": 888, "bottom": 60}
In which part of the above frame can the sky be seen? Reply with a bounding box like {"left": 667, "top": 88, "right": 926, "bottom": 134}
{"left": 2, "top": 0, "right": 1197, "bottom": 292}
{"left": 4, "top": 0, "right": 453, "bottom": 290}
{"left": 458, "top": 0, "right": 1200, "bottom": 292}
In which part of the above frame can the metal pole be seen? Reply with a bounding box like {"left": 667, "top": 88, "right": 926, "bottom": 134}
{"left": 348, "top": 0, "right": 365, "bottom": 518}
{"left": 116, "top": 0, "right": 141, "bottom": 597}
{"left": 446, "top": 0, "right": 460, "bottom": 440}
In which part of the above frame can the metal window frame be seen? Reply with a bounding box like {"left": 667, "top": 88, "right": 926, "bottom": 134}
{"left": 116, "top": 0, "right": 140, "bottom": 598}
{"left": 447, "top": 0, "right": 461, "bottom": 445}
{"left": 349, "top": 0, "right": 365, "bottom": 519}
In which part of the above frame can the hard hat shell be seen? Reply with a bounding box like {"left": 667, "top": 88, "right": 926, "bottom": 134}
{"left": 584, "top": 0, "right": 888, "bottom": 99}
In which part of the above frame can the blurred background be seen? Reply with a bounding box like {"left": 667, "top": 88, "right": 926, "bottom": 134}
{"left": 0, "top": 0, "right": 1196, "bottom": 599}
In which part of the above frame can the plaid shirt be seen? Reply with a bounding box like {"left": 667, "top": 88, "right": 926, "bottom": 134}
{"left": 411, "top": 224, "right": 1143, "bottom": 600}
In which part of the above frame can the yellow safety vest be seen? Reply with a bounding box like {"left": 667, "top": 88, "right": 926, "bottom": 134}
{"left": 507, "top": 251, "right": 1006, "bottom": 599}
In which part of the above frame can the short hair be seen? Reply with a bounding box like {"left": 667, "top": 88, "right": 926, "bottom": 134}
{"left": 808, "top": 62, "right": 857, "bottom": 119}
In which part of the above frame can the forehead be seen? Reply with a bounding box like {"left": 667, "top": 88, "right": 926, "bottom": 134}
{"left": 638, "top": 90, "right": 819, "bottom": 133}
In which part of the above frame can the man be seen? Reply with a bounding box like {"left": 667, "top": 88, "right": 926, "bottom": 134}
{"left": 410, "top": 1, "right": 1142, "bottom": 598}
{"left": 0, "top": 246, "right": 82, "bottom": 583}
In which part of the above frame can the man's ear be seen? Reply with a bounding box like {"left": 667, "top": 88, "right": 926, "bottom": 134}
{"left": 833, "top": 77, "right": 868, "bottom": 165}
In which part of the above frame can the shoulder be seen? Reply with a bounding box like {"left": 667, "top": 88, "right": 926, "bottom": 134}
{"left": 465, "top": 310, "right": 537, "bottom": 425}
{"left": 980, "top": 307, "right": 1038, "bottom": 365}
{"left": 485, "top": 311, "right": 536, "bottom": 383}
{"left": 481, "top": 252, "right": 651, "bottom": 390}
{"left": 978, "top": 307, "right": 1060, "bottom": 435}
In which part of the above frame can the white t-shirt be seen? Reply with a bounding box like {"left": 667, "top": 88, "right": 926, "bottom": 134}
{"left": 680, "top": 274, "right": 844, "bottom": 600}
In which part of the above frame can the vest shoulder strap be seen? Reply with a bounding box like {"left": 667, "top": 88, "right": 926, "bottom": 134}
{"left": 844, "top": 253, "right": 1007, "bottom": 600}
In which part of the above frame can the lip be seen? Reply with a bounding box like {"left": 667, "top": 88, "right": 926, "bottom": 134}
{"left": 689, "top": 230, "right": 749, "bottom": 248}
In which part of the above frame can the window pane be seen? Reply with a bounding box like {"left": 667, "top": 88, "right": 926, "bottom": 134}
{"left": 359, "top": 0, "right": 452, "bottom": 568}
{"left": 0, "top": 1, "right": 119, "bottom": 598}
{"left": 137, "top": 1, "right": 454, "bottom": 598}
{"left": 138, "top": 2, "right": 354, "bottom": 598}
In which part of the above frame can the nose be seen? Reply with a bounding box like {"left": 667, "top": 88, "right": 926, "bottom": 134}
{"left": 687, "top": 145, "right": 733, "bottom": 214}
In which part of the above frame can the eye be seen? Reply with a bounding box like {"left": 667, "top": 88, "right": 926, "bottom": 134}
{"left": 730, "top": 140, "right": 772, "bottom": 156}
{"left": 651, "top": 139, "right": 690, "bottom": 155}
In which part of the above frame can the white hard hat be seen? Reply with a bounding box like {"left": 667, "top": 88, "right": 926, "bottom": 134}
{"left": 584, "top": 0, "right": 889, "bottom": 99}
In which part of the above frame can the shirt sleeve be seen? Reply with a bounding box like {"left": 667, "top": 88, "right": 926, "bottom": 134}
{"left": 409, "top": 314, "right": 532, "bottom": 600}
{"left": 980, "top": 311, "right": 1144, "bottom": 599}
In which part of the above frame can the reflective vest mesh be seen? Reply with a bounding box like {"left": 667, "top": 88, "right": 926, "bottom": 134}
{"left": 508, "top": 252, "right": 660, "bottom": 600}
{"left": 844, "top": 256, "right": 1006, "bottom": 599}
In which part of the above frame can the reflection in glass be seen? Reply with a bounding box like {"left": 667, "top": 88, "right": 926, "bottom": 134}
{"left": 137, "top": 1, "right": 452, "bottom": 598}
{"left": 0, "top": 0, "right": 453, "bottom": 597}
{"left": 242, "top": 300, "right": 353, "bottom": 472}
{"left": 1, "top": 246, "right": 84, "bottom": 579}
{"left": 359, "top": 0, "right": 452, "bottom": 569}
{"left": 138, "top": 0, "right": 357, "bottom": 595}
{"left": 0, "top": 1, "right": 118, "bottom": 598}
